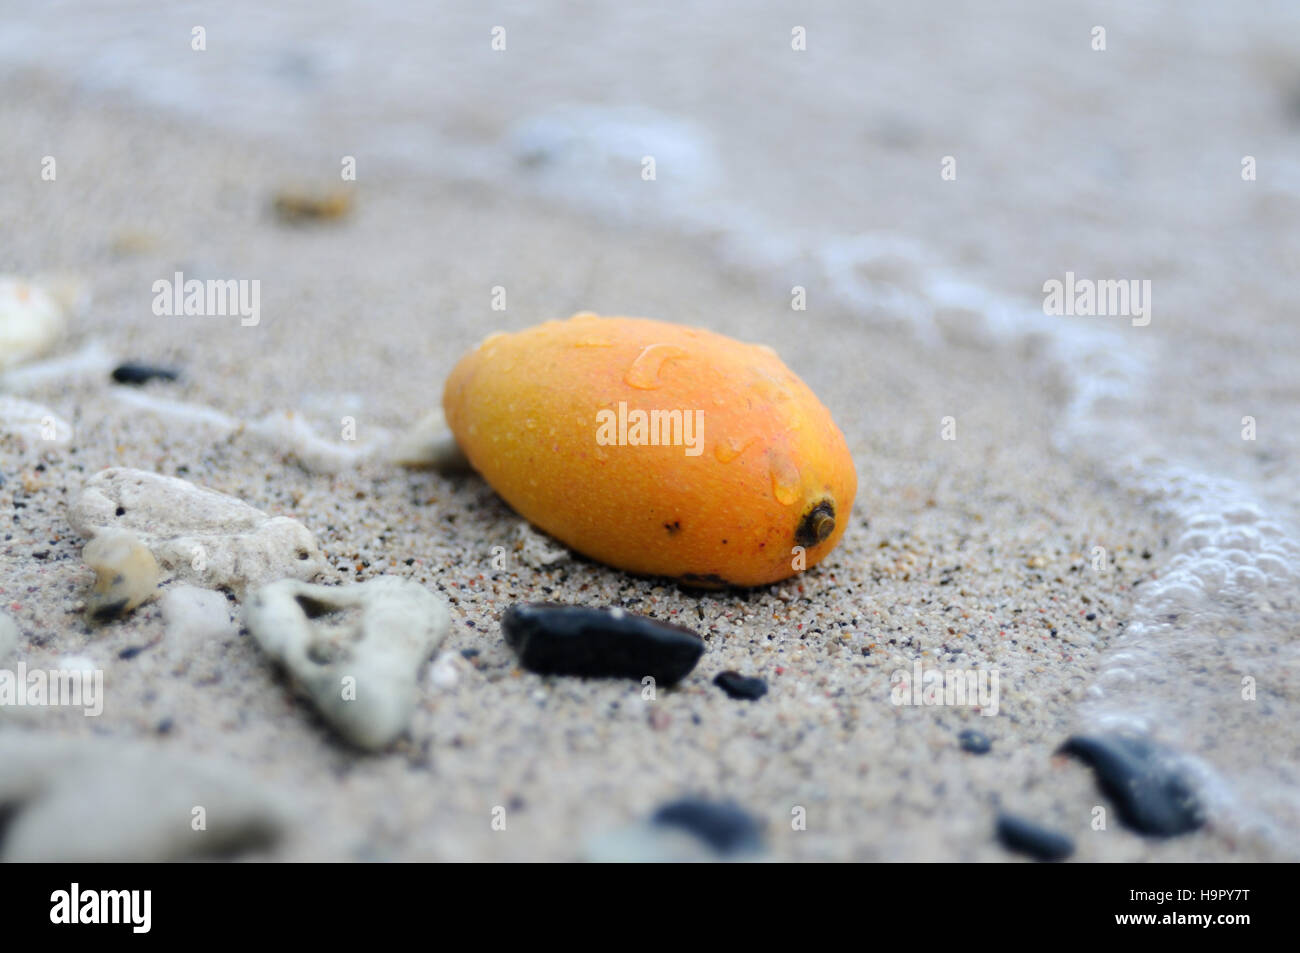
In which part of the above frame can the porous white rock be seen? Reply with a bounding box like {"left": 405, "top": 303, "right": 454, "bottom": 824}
{"left": 68, "top": 468, "right": 328, "bottom": 593}
{"left": 0, "top": 735, "right": 288, "bottom": 862}
{"left": 0, "top": 277, "right": 68, "bottom": 370}
{"left": 82, "top": 528, "right": 161, "bottom": 620}
{"left": 243, "top": 576, "right": 450, "bottom": 750}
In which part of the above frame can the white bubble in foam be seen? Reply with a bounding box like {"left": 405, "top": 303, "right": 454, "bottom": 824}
{"left": 1222, "top": 549, "right": 1252, "bottom": 566}
{"left": 1186, "top": 514, "right": 1224, "bottom": 532}
{"left": 1178, "top": 530, "right": 1213, "bottom": 550}
{"left": 1193, "top": 561, "right": 1228, "bottom": 591}
{"left": 1216, "top": 527, "right": 1260, "bottom": 552}
{"left": 1255, "top": 554, "right": 1292, "bottom": 581}
{"left": 1152, "top": 580, "right": 1206, "bottom": 612}
{"left": 1223, "top": 504, "right": 1263, "bottom": 525}
{"left": 1229, "top": 566, "right": 1268, "bottom": 592}
{"left": 1098, "top": 666, "right": 1137, "bottom": 686}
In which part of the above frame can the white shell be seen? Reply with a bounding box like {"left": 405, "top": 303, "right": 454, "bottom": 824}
{"left": 0, "top": 277, "right": 67, "bottom": 370}
{"left": 82, "top": 528, "right": 160, "bottom": 619}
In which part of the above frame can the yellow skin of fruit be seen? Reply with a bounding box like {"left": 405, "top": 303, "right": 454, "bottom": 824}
{"left": 442, "top": 314, "right": 857, "bottom": 587}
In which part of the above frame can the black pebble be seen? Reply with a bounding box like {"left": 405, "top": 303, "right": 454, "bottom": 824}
{"left": 996, "top": 812, "right": 1075, "bottom": 861}
{"left": 91, "top": 600, "right": 129, "bottom": 623}
{"left": 501, "top": 603, "right": 704, "bottom": 685}
{"left": 958, "top": 728, "right": 992, "bottom": 754}
{"left": 652, "top": 798, "right": 764, "bottom": 855}
{"left": 1059, "top": 733, "right": 1204, "bottom": 836}
{"left": 460, "top": 648, "right": 480, "bottom": 659}
{"left": 111, "top": 363, "right": 180, "bottom": 385}
{"left": 713, "top": 670, "right": 768, "bottom": 700}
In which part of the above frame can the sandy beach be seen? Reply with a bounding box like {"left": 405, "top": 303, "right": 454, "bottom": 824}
{"left": 2, "top": 3, "right": 1298, "bottom": 863}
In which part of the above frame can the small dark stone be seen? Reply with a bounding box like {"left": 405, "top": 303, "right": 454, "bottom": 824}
{"left": 118, "top": 644, "right": 150, "bottom": 660}
{"left": 958, "top": 728, "right": 992, "bottom": 754}
{"left": 460, "top": 648, "right": 480, "bottom": 659}
{"left": 501, "top": 603, "right": 704, "bottom": 685}
{"left": 996, "top": 812, "right": 1074, "bottom": 861}
{"left": 1085, "top": 612, "right": 1097, "bottom": 621}
{"left": 713, "top": 670, "right": 768, "bottom": 700}
{"left": 156, "top": 718, "right": 174, "bottom": 735}
{"left": 652, "top": 798, "right": 764, "bottom": 855}
{"left": 111, "top": 363, "right": 180, "bottom": 385}
{"left": 794, "top": 499, "right": 837, "bottom": 548}
{"left": 91, "top": 599, "right": 129, "bottom": 622}
{"left": 1059, "top": 733, "right": 1204, "bottom": 836}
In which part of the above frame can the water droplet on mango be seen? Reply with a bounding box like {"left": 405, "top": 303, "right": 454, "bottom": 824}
{"left": 769, "top": 453, "right": 802, "bottom": 506}
{"left": 624, "top": 343, "right": 688, "bottom": 389}
{"left": 714, "top": 434, "right": 756, "bottom": 464}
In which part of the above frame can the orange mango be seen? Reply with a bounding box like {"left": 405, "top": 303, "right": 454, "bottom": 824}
{"left": 442, "top": 314, "right": 856, "bottom": 587}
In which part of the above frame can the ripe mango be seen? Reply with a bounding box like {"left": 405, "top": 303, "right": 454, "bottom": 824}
{"left": 442, "top": 314, "right": 856, "bottom": 587}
